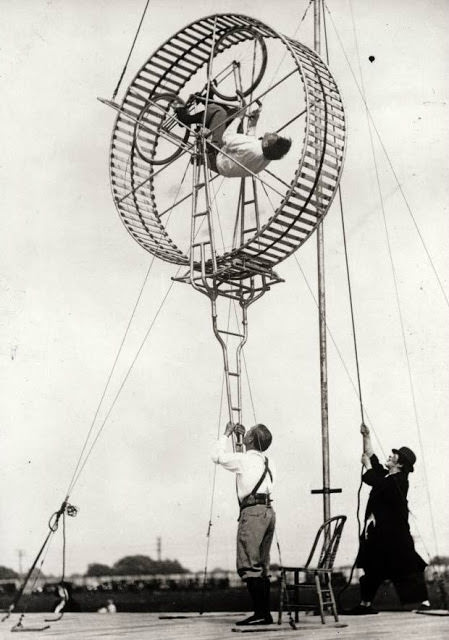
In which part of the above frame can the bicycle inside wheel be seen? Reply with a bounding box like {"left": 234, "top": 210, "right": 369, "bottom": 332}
{"left": 135, "top": 92, "right": 190, "bottom": 166}
{"left": 110, "top": 14, "right": 346, "bottom": 274}
{"left": 209, "top": 27, "right": 268, "bottom": 102}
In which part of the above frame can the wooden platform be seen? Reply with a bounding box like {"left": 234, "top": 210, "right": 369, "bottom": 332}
{"left": 2, "top": 611, "right": 448, "bottom": 640}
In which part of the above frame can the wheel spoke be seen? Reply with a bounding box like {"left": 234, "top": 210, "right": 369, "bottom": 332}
{"left": 205, "top": 67, "right": 300, "bottom": 139}
{"left": 118, "top": 153, "right": 186, "bottom": 204}
{"left": 160, "top": 173, "right": 220, "bottom": 217}
{"left": 275, "top": 107, "right": 308, "bottom": 134}
{"left": 159, "top": 156, "right": 192, "bottom": 230}
{"left": 261, "top": 167, "right": 291, "bottom": 190}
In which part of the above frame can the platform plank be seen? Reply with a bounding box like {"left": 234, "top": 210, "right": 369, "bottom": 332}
{"left": 1, "top": 611, "right": 448, "bottom": 640}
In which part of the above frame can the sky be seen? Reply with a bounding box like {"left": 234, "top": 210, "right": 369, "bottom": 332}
{"left": 1, "top": 0, "right": 448, "bottom": 580}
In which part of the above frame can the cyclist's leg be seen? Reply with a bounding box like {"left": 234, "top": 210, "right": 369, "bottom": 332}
{"left": 175, "top": 104, "right": 228, "bottom": 145}
{"left": 204, "top": 104, "right": 229, "bottom": 147}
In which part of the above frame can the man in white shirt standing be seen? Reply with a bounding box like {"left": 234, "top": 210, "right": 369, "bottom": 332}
{"left": 211, "top": 421, "right": 276, "bottom": 626}
{"left": 175, "top": 98, "right": 291, "bottom": 177}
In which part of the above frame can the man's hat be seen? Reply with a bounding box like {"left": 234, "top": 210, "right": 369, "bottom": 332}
{"left": 392, "top": 446, "right": 416, "bottom": 472}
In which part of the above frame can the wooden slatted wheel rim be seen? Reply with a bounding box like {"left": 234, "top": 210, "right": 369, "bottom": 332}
{"left": 109, "top": 14, "right": 346, "bottom": 277}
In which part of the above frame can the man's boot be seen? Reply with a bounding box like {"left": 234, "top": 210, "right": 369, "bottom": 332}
{"left": 236, "top": 578, "right": 272, "bottom": 626}
{"left": 262, "top": 578, "right": 274, "bottom": 624}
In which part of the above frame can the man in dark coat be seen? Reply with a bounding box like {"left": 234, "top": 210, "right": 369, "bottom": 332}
{"left": 348, "top": 423, "right": 430, "bottom": 614}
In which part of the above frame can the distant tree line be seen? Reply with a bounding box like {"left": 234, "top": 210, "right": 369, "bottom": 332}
{"left": 85, "top": 555, "right": 189, "bottom": 576}
{"left": 430, "top": 556, "right": 449, "bottom": 566}
{"left": 0, "top": 566, "right": 19, "bottom": 579}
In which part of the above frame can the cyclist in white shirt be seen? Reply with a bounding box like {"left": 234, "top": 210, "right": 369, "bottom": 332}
{"left": 175, "top": 98, "right": 291, "bottom": 177}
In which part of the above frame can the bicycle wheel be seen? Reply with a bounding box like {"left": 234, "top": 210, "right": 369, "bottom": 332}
{"left": 135, "top": 93, "right": 190, "bottom": 166}
{"left": 208, "top": 27, "right": 267, "bottom": 102}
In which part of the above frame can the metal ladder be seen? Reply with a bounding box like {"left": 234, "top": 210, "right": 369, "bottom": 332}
{"left": 178, "top": 131, "right": 281, "bottom": 450}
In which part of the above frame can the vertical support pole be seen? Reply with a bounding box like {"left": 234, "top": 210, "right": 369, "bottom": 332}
{"left": 239, "top": 178, "right": 246, "bottom": 246}
{"left": 314, "top": 0, "right": 331, "bottom": 524}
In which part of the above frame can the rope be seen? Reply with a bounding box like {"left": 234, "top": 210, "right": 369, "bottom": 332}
{"left": 336, "top": 470, "right": 363, "bottom": 608}
{"left": 275, "top": 533, "right": 297, "bottom": 630}
{"left": 314, "top": 6, "right": 366, "bottom": 604}
{"left": 321, "top": 0, "right": 330, "bottom": 64}
{"left": 292, "top": 254, "right": 385, "bottom": 454}
{"left": 69, "top": 278, "right": 177, "bottom": 492}
{"left": 199, "top": 300, "right": 233, "bottom": 615}
{"left": 2, "top": 501, "right": 67, "bottom": 622}
{"left": 264, "top": 0, "right": 314, "bottom": 100}
{"left": 67, "top": 156, "right": 191, "bottom": 497}
{"left": 112, "top": 0, "right": 151, "bottom": 101}
{"left": 259, "top": 175, "right": 379, "bottom": 447}
{"left": 338, "top": 187, "right": 365, "bottom": 423}
{"left": 241, "top": 338, "right": 257, "bottom": 424}
{"left": 324, "top": 1, "right": 449, "bottom": 312}
{"left": 61, "top": 511, "right": 66, "bottom": 583}
{"left": 65, "top": 259, "right": 157, "bottom": 497}
{"left": 347, "top": 0, "right": 439, "bottom": 560}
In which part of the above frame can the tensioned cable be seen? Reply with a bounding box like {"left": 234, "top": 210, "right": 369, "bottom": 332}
{"left": 65, "top": 258, "right": 157, "bottom": 496}
{"left": 338, "top": 187, "right": 365, "bottom": 423}
{"left": 347, "top": 0, "right": 439, "bottom": 558}
{"left": 292, "top": 254, "right": 434, "bottom": 570}
{"left": 291, "top": 254, "right": 384, "bottom": 456}
{"left": 321, "top": 0, "right": 330, "bottom": 64}
{"left": 240, "top": 333, "right": 258, "bottom": 424}
{"left": 66, "top": 158, "right": 191, "bottom": 497}
{"left": 320, "top": 2, "right": 365, "bottom": 599}
{"left": 68, "top": 160, "right": 192, "bottom": 493}
{"left": 258, "top": 176, "right": 380, "bottom": 449}
{"left": 69, "top": 277, "right": 178, "bottom": 493}
{"left": 321, "top": 0, "right": 364, "bottom": 426}
{"left": 275, "top": 532, "right": 297, "bottom": 630}
{"left": 112, "top": 0, "right": 151, "bottom": 101}
{"left": 199, "top": 298, "right": 233, "bottom": 615}
{"left": 12, "top": 529, "right": 56, "bottom": 624}
{"left": 325, "top": 1, "right": 449, "bottom": 312}
{"left": 264, "top": 0, "right": 314, "bottom": 99}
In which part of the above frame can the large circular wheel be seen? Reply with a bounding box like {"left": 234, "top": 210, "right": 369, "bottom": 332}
{"left": 109, "top": 14, "right": 346, "bottom": 277}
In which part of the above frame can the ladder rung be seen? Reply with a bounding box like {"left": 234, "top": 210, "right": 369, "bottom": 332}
{"left": 195, "top": 182, "right": 205, "bottom": 189}
{"left": 193, "top": 211, "right": 208, "bottom": 217}
{"left": 218, "top": 329, "right": 244, "bottom": 337}
{"left": 228, "top": 372, "right": 239, "bottom": 377}
{"left": 232, "top": 407, "right": 241, "bottom": 411}
{"left": 243, "top": 227, "right": 258, "bottom": 233}
{"left": 244, "top": 199, "right": 255, "bottom": 205}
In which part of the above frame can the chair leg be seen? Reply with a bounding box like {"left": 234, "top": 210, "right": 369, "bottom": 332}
{"left": 328, "top": 576, "right": 339, "bottom": 622}
{"left": 277, "top": 573, "right": 284, "bottom": 625}
{"left": 315, "top": 573, "right": 325, "bottom": 624}
{"left": 294, "top": 570, "right": 299, "bottom": 623}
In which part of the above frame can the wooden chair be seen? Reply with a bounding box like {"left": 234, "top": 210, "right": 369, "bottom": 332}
{"left": 278, "top": 515, "right": 346, "bottom": 625}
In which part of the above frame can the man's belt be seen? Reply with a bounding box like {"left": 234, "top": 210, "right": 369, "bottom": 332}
{"left": 240, "top": 493, "right": 272, "bottom": 510}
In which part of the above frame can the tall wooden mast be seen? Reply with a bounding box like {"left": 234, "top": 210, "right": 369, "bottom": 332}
{"left": 314, "top": 0, "right": 331, "bottom": 524}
